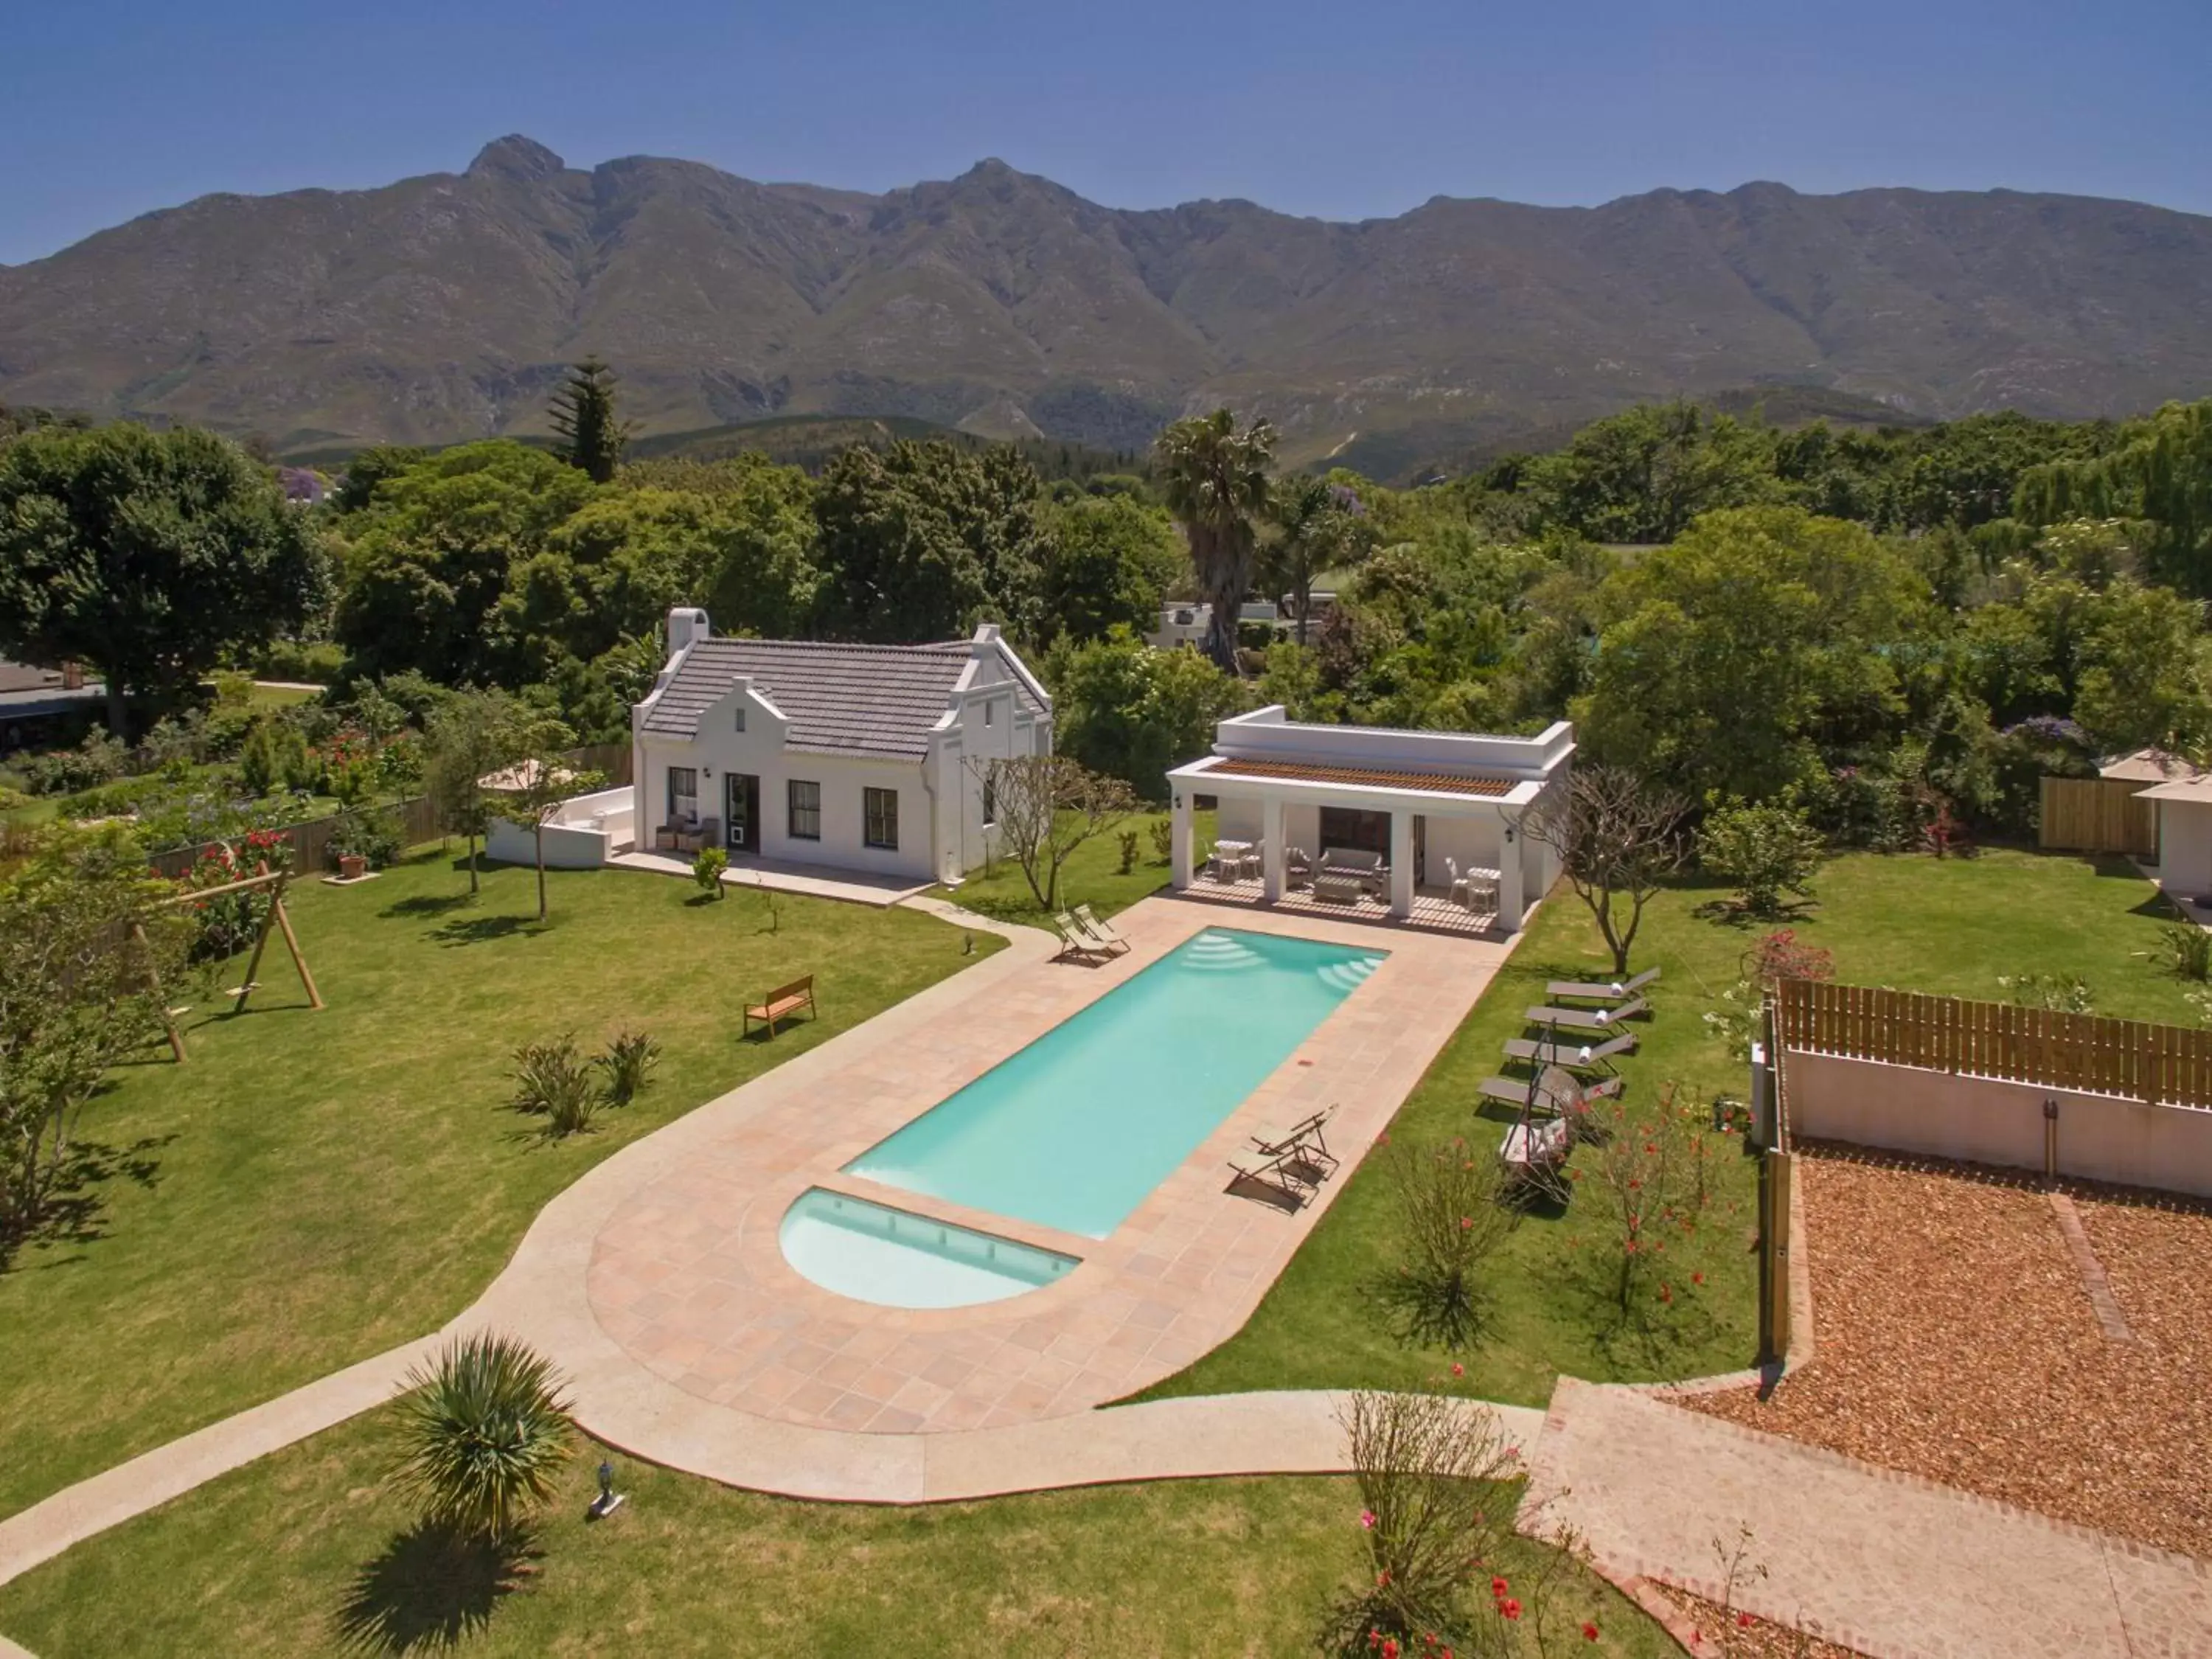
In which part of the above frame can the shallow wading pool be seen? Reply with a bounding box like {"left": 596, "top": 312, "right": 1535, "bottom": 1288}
{"left": 776, "top": 926, "right": 1385, "bottom": 1311}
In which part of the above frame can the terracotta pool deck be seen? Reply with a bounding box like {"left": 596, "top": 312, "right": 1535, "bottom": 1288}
{"left": 462, "top": 892, "right": 1516, "bottom": 1486}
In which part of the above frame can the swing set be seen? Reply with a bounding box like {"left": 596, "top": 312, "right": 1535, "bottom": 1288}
{"left": 140, "top": 866, "right": 323, "bottom": 1062}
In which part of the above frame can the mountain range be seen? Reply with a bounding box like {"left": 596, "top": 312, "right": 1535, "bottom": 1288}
{"left": 2, "top": 134, "right": 2209, "bottom": 477}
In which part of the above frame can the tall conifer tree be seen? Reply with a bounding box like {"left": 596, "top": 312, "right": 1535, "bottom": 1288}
{"left": 547, "top": 357, "right": 630, "bottom": 484}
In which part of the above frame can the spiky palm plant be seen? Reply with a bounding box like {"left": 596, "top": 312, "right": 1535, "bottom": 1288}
{"left": 393, "top": 1333, "right": 577, "bottom": 1542}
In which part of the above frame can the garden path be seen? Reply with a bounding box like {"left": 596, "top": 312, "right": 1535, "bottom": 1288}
{"left": 1526, "top": 1376, "right": 2212, "bottom": 1659}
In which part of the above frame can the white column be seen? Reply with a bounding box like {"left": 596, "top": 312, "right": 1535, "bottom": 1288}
{"left": 1498, "top": 810, "right": 1526, "bottom": 931}
{"left": 1262, "top": 796, "right": 1286, "bottom": 902}
{"left": 1389, "top": 810, "right": 1415, "bottom": 919}
{"left": 1171, "top": 789, "right": 1194, "bottom": 891}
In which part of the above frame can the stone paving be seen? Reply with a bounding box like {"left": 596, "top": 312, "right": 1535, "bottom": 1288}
{"left": 580, "top": 894, "right": 1514, "bottom": 1434}
{"left": 1524, "top": 1377, "right": 2212, "bottom": 1659}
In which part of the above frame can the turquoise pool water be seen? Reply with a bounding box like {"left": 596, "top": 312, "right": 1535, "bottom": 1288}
{"left": 843, "top": 927, "right": 1385, "bottom": 1240}
{"left": 778, "top": 1188, "right": 1078, "bottom": 1309}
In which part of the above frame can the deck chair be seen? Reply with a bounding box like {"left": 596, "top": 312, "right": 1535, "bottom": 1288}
{"left": 1225, "top": 1147, "right": 1312, "bottom": 1207}
{"left": 1478, "top": 1072, "right": 1622, "bottom": 1109}
{"left": 1522, "top": 996, "right": 1647, "bottom": 1030}
{"left": 1251, "top": 1106, "right": 1338, "bottom": 1176}
{"left": 1501, "top": 1031, "right": 1638, "bottom": 1072}
{"left": 1500, "top": 1113, "right": 1575, "bottom": 1199}
{"left": 1545, "top": 967, "right": 1660, "bottom": 1003}
{"left": 1071, "top": 904, "right": 1132, "bottom": 955}
{"left": 1050, "top": 914, "right": 1110, "bottom": 962}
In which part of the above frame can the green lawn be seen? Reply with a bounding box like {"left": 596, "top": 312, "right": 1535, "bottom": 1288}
{"left": 0, "top": 849, "right": 999, "bottom": 1521}
{"left": 928, "top": 807, "right": 1200, "bottom": 926}
{"left": 0, "top": 1407, "right": 1683, "bottom": 1659}
{"left": 1141, "top": 846, "right": 2194, "bottom": 1404}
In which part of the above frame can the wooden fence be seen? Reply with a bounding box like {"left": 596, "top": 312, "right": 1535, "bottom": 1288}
{"left": 2038, "top": 775, "right": 2157, "bottom": 858}
{"left": 1778, "top": 978, "right": 2212, "bottom": 1108}
{"left": 145, "top": 743, "right": 633, "bottom": 880}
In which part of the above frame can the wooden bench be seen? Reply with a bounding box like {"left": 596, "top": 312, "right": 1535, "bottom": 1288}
{"left": 744, "top": 975, "right": 817, "bottom": 1039}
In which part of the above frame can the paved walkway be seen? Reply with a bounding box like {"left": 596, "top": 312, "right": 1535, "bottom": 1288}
{"left": 1525, "top": 1377, "right": 2212, "bottom": 1659}
{"left": 608, "top": 848, "right": 933, "bottom": 907}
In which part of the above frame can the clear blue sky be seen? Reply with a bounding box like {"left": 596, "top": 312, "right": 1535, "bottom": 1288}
{"left": 4, "top": 0, "right": 2207, "bottom": 266}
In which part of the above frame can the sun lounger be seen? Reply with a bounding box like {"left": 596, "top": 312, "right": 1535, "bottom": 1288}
{"left": 1050, "top": 915, "right": 1110, "bottom": 962}
{"left": 1523, "top": 996, "right": 1647, "bottom": 1030}
{"left": 1501, "top": 1031, "right": 1638, "bottom": 1071}
{"left": 1060, "top": 910, "right": 1127, "bottom": 958}
{"left": 1545, "top": 967, "right": 1660, "bottom": 1003}
{"left": 1071, "top": 904, "right": 1132, "bottom": 955}
{"left": 1499, "top": 1115, "right": 1575, "bottom": 1194}
{"left": 1478, "top": 1073, "right": 1622, "bottom": 1109}
{"left": 1251, "top": 1106, "right": 1338, "bottom": 1174}
{"left": 1225, "top": 1147, "right": 1312, "bottom": 1206}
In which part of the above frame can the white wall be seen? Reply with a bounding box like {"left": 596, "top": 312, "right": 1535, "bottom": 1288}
{"left": 1785, "top": 1051, "right": 2212, "bottom": 1199}
{"left": 1214, "top": 708, "right": 1575, "bottom": 783}
{"left": 2156, "top": 799, "right": 2212, "bottom": 897}
{"left": 933, "top": 641, "right": 1052, "bottom": 882}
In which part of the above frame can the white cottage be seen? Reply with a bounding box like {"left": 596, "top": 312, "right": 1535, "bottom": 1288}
{"left": 630, "top": 608, "right": 1051, "bottom": 884}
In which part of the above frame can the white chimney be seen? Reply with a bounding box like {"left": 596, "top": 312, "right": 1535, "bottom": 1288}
{"left": 667, "top": 608, "right": 710, "bottom": 656}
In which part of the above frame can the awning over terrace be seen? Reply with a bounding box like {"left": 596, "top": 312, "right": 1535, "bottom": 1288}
{"left": 1164, "top": 709, "right": 1576, "bottom": 933}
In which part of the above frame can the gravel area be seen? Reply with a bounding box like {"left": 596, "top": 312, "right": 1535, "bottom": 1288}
{"left": 1683, "top": 1146, "right": 2212, "bottom": 1561}
{"left": 1646, "top": 1584, "right": 1865, "bottom": 1658}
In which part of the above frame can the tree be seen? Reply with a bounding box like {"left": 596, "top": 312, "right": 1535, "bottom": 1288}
{"left": 1259, "top": 475, "right": 1367, "bottom": 644}
{"left": 0, "top": 423, "right": 330, "bottom": 737}
{"left": 975, "top": 754, "right": 1137, "bottom": 912}
{"left": 392, "top": 1332, "right": 576, "bottom": 1543}
{"left": 1526, "top": 765, "right": 1691, "bottom": 975}
{"left": 547, "top": 357, "right": 633, "bottom": 484}
{"left": 2018, "top": 399, "right": 2212, "bottom": 591}
{"left": 1037, "top": 494, "right": 1182, "bottom": 644}
{"left": 1520, "top": 400, "right": 1781, "bottom": 543}
{"left": 423, "top": 689, "right": 521, "bottom": 894}
{"left": 1155, "top": 409, "right": 1276, "bottom": 672}
{"left": 1046, "top": 630, "right": 1245, "bottom": 800}
{"left": 0, "top": 827, "right": 188, "bottom": 1259}
{"left": 1574, "top": 506, "right": 1931, "bottom": 800}
{"left": 497, "top": 714, "right": 603, "bottom": 923}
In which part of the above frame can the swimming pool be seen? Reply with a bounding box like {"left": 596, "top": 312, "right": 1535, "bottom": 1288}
{"left": 843, "top": 927, "right": 1385, "bottom": 1240}
{"left": 778, "top": 1188, "right": 1078, "bottom": 1309}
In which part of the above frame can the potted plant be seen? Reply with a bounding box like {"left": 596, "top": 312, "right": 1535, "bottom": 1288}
{"left": 338, "top": 850, "right": 368, "bottom": 880}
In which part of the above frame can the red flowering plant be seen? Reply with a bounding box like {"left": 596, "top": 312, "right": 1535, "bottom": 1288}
{"left": 173, "top": 829, "right": 290, "bottom": 961}
{"left": 1380, "top": 1137, "right": 1522, "bottom": 1352}
{"left": 1579, "top": 1083, "right": 1714, "bottom": 1326}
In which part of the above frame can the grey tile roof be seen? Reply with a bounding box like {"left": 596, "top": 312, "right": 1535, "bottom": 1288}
{"left": 640, "top": 639, "right": 972, "bottom": 759}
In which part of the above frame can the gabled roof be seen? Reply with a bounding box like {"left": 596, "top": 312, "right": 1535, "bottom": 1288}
{"left": 2100, "top": 747, "right": 2202, "bottom": 783}
{"left": 639, "top": 639, "right": 973, "bottom": 759}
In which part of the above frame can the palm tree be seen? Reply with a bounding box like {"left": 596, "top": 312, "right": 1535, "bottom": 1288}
{"left": 1155, "top": 409, "right": 1277, "bottom": 672}
{"left": 393, "top": 1332, "right": 577, "bottom": 1542}
{"left": 1261, "top": 475, "right": 1367, "bottom": 645}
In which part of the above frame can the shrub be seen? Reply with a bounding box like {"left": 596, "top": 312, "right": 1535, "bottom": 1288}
{"left": 392, "top": 1333, "right": 576, "bottom": 1543}
{"left": 173, "top": 830, "right": 292, "bottom": 960}
{"left": 1329, "top": 1389, "right": 1522, "bottom": 1649}
{"left": 237, "top": 718, "right": 312, "bottom": 797}
{"left": 596, "top": 1029, "right": 661, "bottom": 1105}
{"left": 1582, "top": 1084, "right": 1712, "bottom": 1321}
{"left": 1148, "top": 818, "right": 1172, "bottom": 863}
{"left": 2161, "top": 923, "right": 2212, "bottom": 982}
{"left": 511, "top": 1034, "right": 598, "bottom": 1136}
{"left": 1697, "top": 798, "right": 1823, "bottom": 917}
{"left": 692, "top": 844, "right": 729, "bottom": 895}
{"left": 1704, "top": 929, "right": 1836, "bottom": 1063}
{"left": 1116, "top": 828, "right": 1139, "bottom": 874}
{"left": 1380, "top": 1138, "right": 1519, "bottom": 1351}
{"left": 257, "top": 639, "right": 347, "bottom": 684}
{"left": 1998, "top": 972, "right": 2095, "bottom": 1013}
{"left": 328, "top": 807, "right": 403, "bottom": 871}
{"left": 15, "top": 731, "right": 128, "bottom": 796}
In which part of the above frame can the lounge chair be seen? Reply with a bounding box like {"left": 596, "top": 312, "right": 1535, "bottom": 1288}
{"left": 1523, "top": 996, "right": 1648, "bottom": 1030}
{"left": 1050, "top": 914, "right": 1110, "bottom": 962}
{"left": 1225, "top": 1146, "right": 1312, "bottom": 1206}
{"left": 1062, "top": 908, "right": 1127, "bottom": 956}
{"left": 1500, "top": 1114, "right": 1575, "bottom": 1196}
{"left": 1286, "top": 846, "right": 1314, "bottom": 891}
{"left": 1251, "top": 1106, "right": 1338, "bottom": 1175}
{"left": 1478, "top": 1073, "right": 1623, "bottom": 1109}
{"left": 1545, "top": 967, "right": 1660, "bottom": 1003}
{"left": 1071, "top": 904, "right": 1131, "bottom": 954}
{"left": 1501, "top": 1031, "right": 1638, "bottom": 1071}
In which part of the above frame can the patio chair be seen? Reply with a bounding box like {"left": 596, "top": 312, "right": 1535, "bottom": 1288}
{"left": 1500, "top": 1113, "right": 1575, "bottom": 1199}
{"left": 1286, "top": 846, "right": 1314, "bottom": 891}
{"left": 1251, "top": 1105, "right": 1338, "bottom": 1175}
{"left": 1522, "top": 996, "right": 1648, "bottom": 1030}
{"left": 1237, "top": 840, "right": 1266, "bottom": 881}
{"left": 1225, "top": 1146, "right": 1312, "bottom": 1207}
{"left": 1061, "top": 909, "right": 1128, "bottom": 957}
{"left": 1071, "top": 904, "right": 1131, "bottom": 955}
{"left": 1545, "top": 967, "right": 1660, "bottom": 1004}
{"left": 1050, "top": 914, "right": 1112, "bottom": 963}
{"left": 1478, "top": 1073, "right": 1623, "bottom": 1109}
{"left": 1501, "top": 1030, "right": 1638, "bottom": 1072}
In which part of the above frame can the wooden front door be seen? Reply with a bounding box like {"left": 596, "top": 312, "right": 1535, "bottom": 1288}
{"left": 725, "top": 773, "right": 761, "bottom": 852}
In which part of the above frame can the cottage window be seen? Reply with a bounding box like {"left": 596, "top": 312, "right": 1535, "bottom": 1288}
{"left": 981, "top": 775, "right": 997, "bottom": 827}
{"left": 788, "top": 779, "right": 821, "bottom": 841}
{"left": 863, "top": 787, "right": 900, "bottom": 850}
{"left": 667, "top": 766, "right": 698, "bottom": 824}
{"left": 734, "top": 705, "right": 747, "bottom": 732}
{"left": 983, "top": 700, "right": 995, "bottom": 727}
